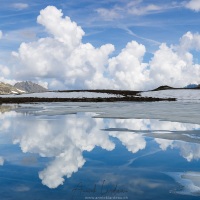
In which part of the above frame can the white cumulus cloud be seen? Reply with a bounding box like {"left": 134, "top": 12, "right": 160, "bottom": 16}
{"left": 108, "top": 41, "right": 148, "bottom": 90}
{"left": 179, "top": 31, "right": 200, "bottom": 51}
{"left": 37, "top": 6, "right": 85, "bottom": 50}
{"left": 149, "top": 34, "right": 200, "bottom": 88}
{"left": 0, "top": 65, "right": 10, "bottom": 76}
{"left": 11, "top": 6, "right": 200, "bottom": 90}
{"left": 0, "top": 64, "right": 17, "bottom": 89}
{"left": 13, "top": 6, "right": 115, "bottom": 89}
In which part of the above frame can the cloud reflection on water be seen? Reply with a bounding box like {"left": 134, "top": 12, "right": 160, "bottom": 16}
{"left": 0, "top": 108, "right": 200, "bottom": 189}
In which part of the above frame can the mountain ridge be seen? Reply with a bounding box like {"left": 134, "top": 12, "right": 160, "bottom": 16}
{"left": 0, "top": 82, "right": 25, "bottom": 94}
{"left": 14, "top": 81, "right": 48, "bottom": 93}
{"left": 0, "top": 81, "right": 48, "bottom": 95}
{"left": 0, "top": 82, "right": 199, "bottom": 95}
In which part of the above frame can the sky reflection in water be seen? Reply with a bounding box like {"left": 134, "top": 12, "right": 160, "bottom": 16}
{"left": 0, "top": 103, "right": 200, "bottom": 200}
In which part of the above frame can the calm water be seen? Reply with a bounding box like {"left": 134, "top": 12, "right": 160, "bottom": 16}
{"left": 0, "top": 102, "right": 200, "bottom": 200}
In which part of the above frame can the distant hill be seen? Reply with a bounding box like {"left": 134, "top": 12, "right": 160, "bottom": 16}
{"left": 14, "top": 81, "right": 48, "bottom": 93}
{"left": 152, "top": 85, "right": 175, "bottom": 91}
{"left": 152, "top": 84, "right": 200, "bottom": 91}
{"left": 193, "top": 84, "right": 200, "bottom": 89}
{"left": 0, "top": 82, "right": 25, "bottom": 94}
{"left": 185, "top": 84, "right": 198, "bottom": 89}
{"left": 197, "top": 85, "right": 200, "bottom": 89}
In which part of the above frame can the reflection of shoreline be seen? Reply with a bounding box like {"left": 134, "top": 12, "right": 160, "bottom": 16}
{"left": 0, "top": 105, "right": 14, "bottom": 113}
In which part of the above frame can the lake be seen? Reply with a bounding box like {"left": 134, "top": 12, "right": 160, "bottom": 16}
{"left": 0, "top": 101, "right": 200, "bottom": 200}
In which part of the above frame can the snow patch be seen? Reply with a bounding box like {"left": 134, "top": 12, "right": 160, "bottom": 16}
{"left": 16, "top": 88, "right": 26, "bottom": 93}
{"left": 11, "top": 91, "right": 19, "bottom": 94}
{"left": 0, "top": 91, "right": 123, "bottom": 98}
{"left": 166, "top": 172, "right": 200, "bottom": 196}
{"left": 140, "top": 89, "right": 200, "bottom": 102}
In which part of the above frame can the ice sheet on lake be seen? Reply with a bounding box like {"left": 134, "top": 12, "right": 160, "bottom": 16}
{"left": 13, "top": 101, "right": 200, "bottom": 125}
{"left": 140, "top": 89, "right": 200, "bottom": 102}
{"left": 166, "top": 172, "right": 200, "bottom": 196}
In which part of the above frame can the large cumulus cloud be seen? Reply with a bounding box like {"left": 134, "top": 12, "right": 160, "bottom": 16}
{"left": 11, "top": 6, "right": 200, "bottom": 90}
{"left": 149, "top": 32, "right": 200, "bottom": 88}
{"left": 12, "top": 6, "right": 115, "bottom": 89}
{"left": 108, "top": 41, "right": 148, "bottom": 90}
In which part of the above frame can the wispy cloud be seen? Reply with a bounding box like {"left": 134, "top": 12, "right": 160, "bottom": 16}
{"left": 0, "top": 156, "right": 4, "bottom": 166}
{"left": 122, "top": 26, "right": 161, "bottom": 46}
{"left": 96, "top": 7, "right": 122, "bottom": 21}
{"left": 185, "top": 0, "right": 200, "bottom": 12}
{"left": 96, "top": 0, "right": 183, "bottom": 20}
{"left": 127, "top": 1, "right": 164, "bottom": 16}
{"left": 0, "top": 30, "right": 2, "bottom": 39}
{"left": 12, "top": 3, "right": 29, "bottom": 10}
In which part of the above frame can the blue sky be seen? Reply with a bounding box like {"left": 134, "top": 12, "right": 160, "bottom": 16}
{"left": 1, "top": 0, "right": 200, "bottom": 52}
{"left": 0, "top": 0, "right": 200, "bottom": 90}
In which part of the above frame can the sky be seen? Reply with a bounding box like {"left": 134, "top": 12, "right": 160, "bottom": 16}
{"left": 0, "top": 0, "right": 200, "bottom": 90}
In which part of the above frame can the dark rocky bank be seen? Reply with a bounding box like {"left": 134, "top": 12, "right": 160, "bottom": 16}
{"left": 0, "top": 96, "right": 176, "bottom": 104}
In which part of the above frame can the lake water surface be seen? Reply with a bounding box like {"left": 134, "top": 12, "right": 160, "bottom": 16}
{"left": 0, "top": 102, "right": 200, "bottom": 200}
